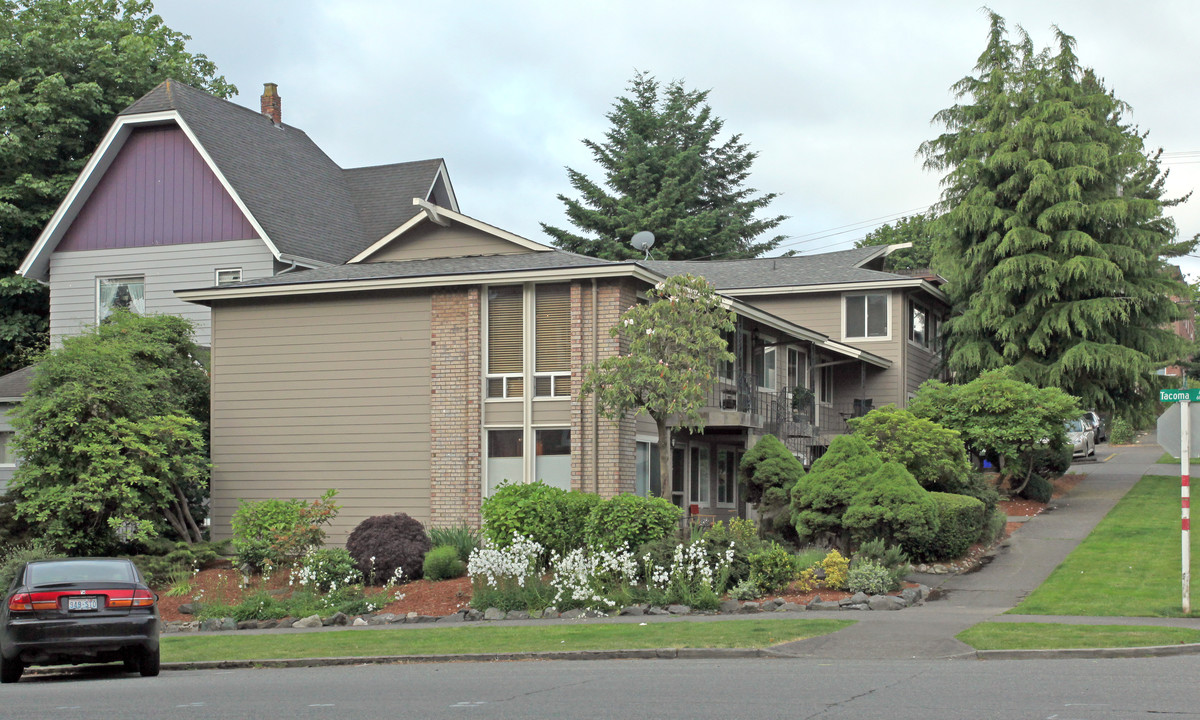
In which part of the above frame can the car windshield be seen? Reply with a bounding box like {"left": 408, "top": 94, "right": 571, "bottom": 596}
{"left": 1065, "top": 419, "right": 1085, "bottom": 432}
{"left": 26, "top": 560, "right": 136, "bottom": 586}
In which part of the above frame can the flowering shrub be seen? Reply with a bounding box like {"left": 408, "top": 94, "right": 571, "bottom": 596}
{"left": 291, "top": 547, "right": 362, "bottom": 592}
{"left": 467, "top": 533, "right": 734, "bottom": 613}
{"left": 231, "top": 489, "right": 340, "bottom": 572}
{"left": 796, "top": 549, "right": 851, "bottom": 593}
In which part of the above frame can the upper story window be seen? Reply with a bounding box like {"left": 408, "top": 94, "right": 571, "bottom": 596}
{"left": 97, "top": 276, "right": 145, "bottom": 323}
{"left": 486, "top": 283, "right": 572, "bottom": 399}
{"left": 751, "top": 340, "right": 776, "bottom": 390}
{"left": 909, "top": 301, "right": 941, "bottom": 352}
{"left": 216, "top": 268, "right": 243, "bottom": 285}
{"left": 845, "top": 292, "right": 888, "bottom": 340}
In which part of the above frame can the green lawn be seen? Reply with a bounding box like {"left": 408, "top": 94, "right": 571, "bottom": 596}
{"left": 958, "top": 622, "right": 1200, "bottom": 650}
{"left": 161, "top": 618, "right": 853, "bottom": 663}
{"left": 1010, "top": 474, "right": 1200, "bottom": 618}
{"left": 1155, "top": 452, "right": 1199, "bottom": 464}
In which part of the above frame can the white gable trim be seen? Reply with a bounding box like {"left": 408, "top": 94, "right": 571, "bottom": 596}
{"left": 724, "top": 278, "right": 949, "bottom": 305}
{"left": 17, "top": 110, "right": 279, "bottom": 282}
{"left": 348, "top": 201, "right": 555, "bottom": 264}
{"left": 430, "top": 160, "right": 459, "bottom": 212}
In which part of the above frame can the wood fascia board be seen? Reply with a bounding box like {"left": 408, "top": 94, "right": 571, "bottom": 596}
{"left": 719, "top": 298, "right": 891, "bottom": 368}
{"left": 16, "top": 110, "right": 281, "bottom": 281}
{"left": 724, "top": 278, "right": 929, "bottom": 297}
{"left": 177, "top": 263, "right": 661, "bottom": 304}
{"left": 349, "top": 202, "right": 555, "bottom": 263}
{"left": 171, "top": 115, "right": 280, "bottom": 262}
{"left": 852, "top": 246, "right": 891, "bottom": 267}
{"left": 433, "top": 161, "right": 459, "bottom": 211}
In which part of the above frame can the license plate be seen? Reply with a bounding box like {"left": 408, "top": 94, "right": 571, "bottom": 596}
{"left": 67, "top": 596, "right": 98, "bottom": 611}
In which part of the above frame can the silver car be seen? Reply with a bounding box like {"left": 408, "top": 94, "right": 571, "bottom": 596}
{"left": 1066, "top": 417, "right": 1095, "bottom": 458}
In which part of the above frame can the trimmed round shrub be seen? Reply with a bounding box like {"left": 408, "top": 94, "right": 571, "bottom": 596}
{"left": 911, "top": 492, "right": 986, "bottom": 562}
{"left": 345, "top": 513, "right": 431, "bottom": 585}
{"left": 846, "top": 559, "right": 893, "bottom": 595}
{"left": 791, "top": 434, "right": 883, "bottom": 549}
{"left": 981, "top": 507, "right": 1007, "bottom": 544}
{"left": 583, "top": 493, "right": 682, "bottom": 551}
{"left": 748, "top": 543, "right": 797, "bottom": 594}
{"left": 1019, "top": 472, "right": 1054, "bottom": 503}
{"left": 848, "top": 406, "right": 974, "bottom": 494}
{"left": 480, "top": 482, "right": 599, "bottom": 558}
{"left": 842, "top": 461, "right": 938, "bottom": 557}
{"left": 423, "top": 545, "right": 466, "bottom": 581}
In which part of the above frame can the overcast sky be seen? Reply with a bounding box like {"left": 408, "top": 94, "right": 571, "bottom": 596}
{"left": 148, "top": 0, "right": 1200, "bottom": 277}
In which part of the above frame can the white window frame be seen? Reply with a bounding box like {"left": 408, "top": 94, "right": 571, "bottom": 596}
{"left": 215, "top": 267, "right": 243, "bottom": 285}
{"left": 96, "top": 275, "right": 146, "bottom": 323}
{"left": 0, "top": 431, "right": 16, "bottom": 467}
{"left": 636, "top": 436, "right": 660, "bottom": 498}
{"left": 752, "top": 336, "right": 777, "bottom": 391}
{"left": 842, "top": 291, "right": 890, "bottom": 341}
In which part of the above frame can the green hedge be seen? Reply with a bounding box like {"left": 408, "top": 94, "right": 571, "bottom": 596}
{"left": 480, "top": 482, "right": 599, "bottom": 558}
{"left": 584, "top": 494, "right": 682, "bottom": 551}
{"left": 914, "top": 492, "right": 987, "bottom": 561}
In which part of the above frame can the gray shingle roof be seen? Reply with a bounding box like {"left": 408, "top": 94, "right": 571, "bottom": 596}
{"left": 644, "top": 246, "right": 906, "bottom": 290}
{"left": 222, "top": 250, "right": 624, "bottom": 289}
{"left": 0, "top": 365, "right": 35, "bottom": 401}
{"left": 119, "top": 81, "right": 445, "bottom": 265}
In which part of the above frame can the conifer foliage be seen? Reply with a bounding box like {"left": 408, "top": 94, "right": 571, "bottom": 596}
{"left": 921, "top": 12, "right": 1193, "bottom": 421}
{"left": 542, "top": 72, "right": 785, "bottom": 261}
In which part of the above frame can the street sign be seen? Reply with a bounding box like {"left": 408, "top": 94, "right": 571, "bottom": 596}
{"left": 1157, "top": 402, "right": 1200, "bottom": 458}
{"left": 1161, "top": 388, "right": 1200, "bottom": 402}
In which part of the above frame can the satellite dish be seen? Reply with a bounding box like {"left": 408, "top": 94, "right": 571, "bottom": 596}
{"left": 630, "top": 231, "right": 656, "bottom": 259}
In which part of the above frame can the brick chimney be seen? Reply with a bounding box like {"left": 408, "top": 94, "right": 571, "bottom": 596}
{"left": 260, "top": 83, "right": 281, "bottom": 124}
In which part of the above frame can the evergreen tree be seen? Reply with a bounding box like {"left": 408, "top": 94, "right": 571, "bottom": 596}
{"left": 920, "top": 12, "right": 1193, "bottom": 422}
{"left": 542, "top": 72, "right": 785, "bottom": 261}
{"left": 0, "top": 0, "right": 234, "bottom": 373}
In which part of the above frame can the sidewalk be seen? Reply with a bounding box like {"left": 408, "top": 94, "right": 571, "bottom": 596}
{"left": 771, "top": 431, "right": 1199, "bottom": 659}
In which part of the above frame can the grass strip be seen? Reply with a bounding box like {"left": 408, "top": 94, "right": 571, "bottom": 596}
{"left": 958, "top": 622, "right": 1200, "bottom": 650}
{"left": 1155, "top": 452, "right": 1200, "bottom": 464}
{"left": 1011, "top": 475, "right": 1200, "bottom": 618}
{"left": 162, "top": 618, "right": 853, "bottom": 662}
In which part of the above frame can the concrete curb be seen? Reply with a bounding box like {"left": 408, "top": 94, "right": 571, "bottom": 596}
{"left": 157, "top": 647, "right": 773, "bottom": 671}
{"left": 972, "top": 643, "right": 1200, "bottom": 661}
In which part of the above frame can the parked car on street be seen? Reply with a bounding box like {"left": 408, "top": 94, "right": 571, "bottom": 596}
{"left": 0, "top": 557, "right": 160, "bottom": 683}
{"left": 1066, "top": 416, "right": 1096, "bottom": 458}
{"left": 1085, "top": 410, "right": 1107, "bottom": 444}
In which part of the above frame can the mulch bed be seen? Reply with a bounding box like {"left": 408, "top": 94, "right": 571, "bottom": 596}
{"left": 157, "top": 473, "right": 1090, "bottom": 622}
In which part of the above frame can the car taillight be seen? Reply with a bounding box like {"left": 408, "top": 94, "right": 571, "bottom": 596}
{"left": 7, "top": 593, "right": 32, "bottom": 612}
{"left": 107, "top": 589, "right": 156, "bottom": 608}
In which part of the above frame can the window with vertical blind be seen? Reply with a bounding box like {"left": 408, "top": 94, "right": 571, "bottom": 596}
{"left": 487, "top": 286, "right": 524, "bottom": 398}
{"left": 534, "top": 284, "right": 571, "bottom": 397}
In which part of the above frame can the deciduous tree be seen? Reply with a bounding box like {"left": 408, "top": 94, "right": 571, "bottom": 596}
{"left": 920, "top": 11, "right": 1192, "bottom": 424}
{"left": 542, "top": 72, "right": 785, "bottom": 261}
{"left": 0, "top": 0, "right": 234, "bottom": 373}
{"left": 580, "top": 274, "right": 735, "bottom": 499}
{"left": 9, "top": 311, "right": 210, "bottom": 552}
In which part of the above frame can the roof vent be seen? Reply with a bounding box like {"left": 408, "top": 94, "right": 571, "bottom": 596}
{"left": 261, "top": 83, "right": 281, "bottom": 125}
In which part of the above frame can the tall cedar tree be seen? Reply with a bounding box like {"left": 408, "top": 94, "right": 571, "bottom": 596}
{"left": 920, "top": 12, "right": 1193, "bottom": 424}
{"left": 580, "top": 274, "right": 735, "bottom": 499}
{"left": 0, "top": 0, "right": 235, "bottom": 373}
{"left": 542, "top": 72, "right": 785, "bottom": 261}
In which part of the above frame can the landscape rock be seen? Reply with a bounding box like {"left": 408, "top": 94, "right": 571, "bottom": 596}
{"left": 777, "top": 602, "right": 805, "bottom": 612}
{"left": 236, "top": 620, "right": 259, "bottom": 630}
{"left": 322, "top": 612, "right": 349, "bottom": 626}
{"left": 437, "top": 612, "right": 465, "bottom": 623}
{"left": 738, "top": 602, "right": 761, "bottom": 614}
{"left": 352, "top": 618, "right": 368, "bottom": 626}
{"left": 846, "top": 592, "right": 870, "bottom": 606}
{"left": 647, "top": 606, "right": 671, "bottom": 616}
{"left": 505, "top": 610, "right": 530, "bottom": 620}
{"left": 368, "top": 613, "right": 397, "bottom": 625}
{"left": 463, "top": 608, "right": 484, "bottom": 621}
{"left": 807, "top": 600, "right": 843, "bottom": 611}
{"left": 619, "top": 605, "right": 645, "bottom": 616}
{"left": 868, "top": 595, "right": 906, "bottom": 611}
{"left": 178, "top": 602, "right": 201, "bottom": 616}
{"left": 560, "top": 608, "right": 587, "bottom": 620}
{"left": 483, "top": 607, "right": 506, "bottom": 621}
{"left": 719, "top": 600, "right": 741, "bottom": 614}
{"left": 666, "top": 604, "right": 691, "bottom": 615}
{"left": 293, "top": 615, "right": 322, "bottom": 629}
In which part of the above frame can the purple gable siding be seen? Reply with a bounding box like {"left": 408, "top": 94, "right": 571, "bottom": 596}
{"left": 58, "top": 125, "right": 258, "bottom": 251}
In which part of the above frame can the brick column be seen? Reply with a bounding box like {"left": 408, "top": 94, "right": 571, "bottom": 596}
{"left": 429, "top": 287, "right": 482, "bottom": 527}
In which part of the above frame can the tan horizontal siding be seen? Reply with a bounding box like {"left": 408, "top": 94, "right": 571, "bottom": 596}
{"left": 209, "top": 290, "right": 433, "bottom": 546}
{"left": 367, "top": 223, "right": 533, "bottom": 262}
